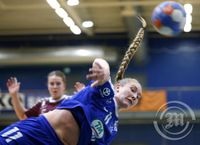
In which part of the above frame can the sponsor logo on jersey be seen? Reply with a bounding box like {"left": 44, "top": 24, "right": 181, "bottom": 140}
{"left": 91, "top": 119, "right": 104, "bottom": 140}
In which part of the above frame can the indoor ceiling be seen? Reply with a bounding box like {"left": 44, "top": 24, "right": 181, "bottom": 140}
{"left": 0, "top": 0, "right": 199, "bottom": 36}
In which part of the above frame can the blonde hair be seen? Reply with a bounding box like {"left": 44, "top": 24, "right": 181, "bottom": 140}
{"left": 115, "top": 16, "right": 147, "bottom": 82}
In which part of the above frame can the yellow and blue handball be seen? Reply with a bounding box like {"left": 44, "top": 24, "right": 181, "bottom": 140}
{"left": 151, "top": 1, "right": 186, "bottom": 37}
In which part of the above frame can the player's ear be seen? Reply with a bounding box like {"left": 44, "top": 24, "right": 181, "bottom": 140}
{"left": 115, "top": 82, "right": 120, "bottom": 93}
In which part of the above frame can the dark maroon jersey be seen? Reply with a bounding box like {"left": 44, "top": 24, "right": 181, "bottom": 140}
{"left": 25, "top": 95, "right": 69, "bottom": 117}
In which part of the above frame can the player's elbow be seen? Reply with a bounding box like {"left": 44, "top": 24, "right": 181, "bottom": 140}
{"left": 18, "top": 114, "right": 27, "bottom": 120}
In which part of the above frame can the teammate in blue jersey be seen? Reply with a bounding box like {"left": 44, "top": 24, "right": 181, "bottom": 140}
{"left": 0, "top": 58, "right": 142, "bottom": 145}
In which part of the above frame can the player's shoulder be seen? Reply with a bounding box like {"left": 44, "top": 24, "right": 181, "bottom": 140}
{"left": 38, "top": 97, "right": 49, "bottom": 103}
{"left": 96, "top": 79, "right": 115, "bottom": 98}
{"left": 41, "top": 97, "right": 49, "bottom": 101}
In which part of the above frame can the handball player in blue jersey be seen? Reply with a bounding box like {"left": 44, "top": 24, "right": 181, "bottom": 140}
{"left": 0, "top": 58, "right": 142, "bottom": 145}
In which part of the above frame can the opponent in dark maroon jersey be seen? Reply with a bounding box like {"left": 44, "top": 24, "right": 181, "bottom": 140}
{"left": 7, "top": 70, "right": 71, "bottom": 120}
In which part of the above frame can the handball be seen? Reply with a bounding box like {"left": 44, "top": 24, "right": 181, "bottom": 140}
{"left": 151, "top": 1, "right": 186, "bottom": 36}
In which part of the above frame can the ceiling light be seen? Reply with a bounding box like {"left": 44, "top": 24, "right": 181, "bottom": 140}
{"left": 184, "top": 3, "right": 193, "bottom": 14}
{"left": 82, "top": 21, "right": 94, "bottom": 28}
{"left": 70, "top": 25, "right": 81, "bottom": 35}
{"left": 47, "top": 0, "right": 82, "bottom": 35}
{"left": 55, "top": 8, "right": 68, "bottom": 18}
{"left": 184, "top": 23, "right": 192, "bottom": 32}
{"left": 63, "top": 17, "right": 75, "bottom": 27}
{"left": 46, "top": 0, "right": 60, "bottom": 9}
{"left": 186, "top": 14, "right": 192, "bottom": 24}
{"left": 67, "top": 0, "right": 79, "bottom": 6}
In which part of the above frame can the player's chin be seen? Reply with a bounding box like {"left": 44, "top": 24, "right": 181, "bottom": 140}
{"left": 123, "top": 101, "right": 132, "bottom": 108}
{"left": 52, "top": 93, "right": 60, "bottom": 98}
{"left": 131, "top": 102, "right": 137, "bottom": 107}
{"left": 52, "top": 93, "right": 58, "bottom": 96}
{"left": 125, "top": 100, "right": 138, "bottom": 108}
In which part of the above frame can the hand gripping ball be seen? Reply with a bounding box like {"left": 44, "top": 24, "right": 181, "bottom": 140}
{"left": 151, "top": 1, "right": 186, "bottom": 36}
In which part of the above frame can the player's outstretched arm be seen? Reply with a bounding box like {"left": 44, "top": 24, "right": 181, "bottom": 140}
{"left": 7, "top": 77, "right": 27, "bottom": 120}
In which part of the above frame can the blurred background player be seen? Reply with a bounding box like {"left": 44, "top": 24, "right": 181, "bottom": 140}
{"left": 6, "top": 70, "right": 71, "bottom": 120}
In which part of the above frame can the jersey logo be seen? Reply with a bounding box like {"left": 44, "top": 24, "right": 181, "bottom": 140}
{"left": 102, "top": 88, "right": 111, "bottom": 96}
{"left": 91, "top": 119, "right": 104, "bottom": 140}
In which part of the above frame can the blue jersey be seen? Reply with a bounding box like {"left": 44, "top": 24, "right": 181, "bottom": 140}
{"left": 0, "top": 115, "right": 63, "bottom": 145}
{"left": 57, "top": 80, "right": 119, "bottom": 145}
{"left": 0, "top": 80, "right": 118, "bottom": 145}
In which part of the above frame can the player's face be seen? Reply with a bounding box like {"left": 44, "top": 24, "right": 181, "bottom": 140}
{"left": 48, "top": 75, "right": 66, "bottom": 100}
{"left": 116, "top": 82, "right": 141, "bottom": 109}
